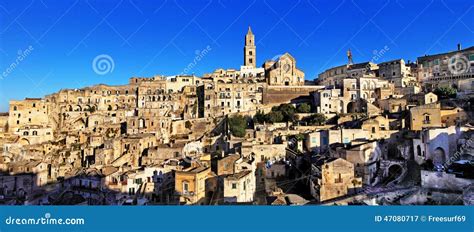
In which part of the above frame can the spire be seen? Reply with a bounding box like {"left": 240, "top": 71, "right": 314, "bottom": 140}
{"left": 244, "top": 26, "right": 256, "bottom": 68}
{"left": 247, "top": 26, "right": 253, "bottom": 35}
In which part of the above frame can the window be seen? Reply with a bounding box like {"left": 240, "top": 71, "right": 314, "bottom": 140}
{"left": 182, "top": 182, "right": 189, "bottom": 194}
{"left": 424, "top": 114, "right": 431, "bottom": 124}
{"left": 232, "top": 183, "right": 237, "bottom": 189}
{"left": 32, "top": 131, "right": 37, "bottom": 136}
{"left": 135, "top": 178, "right": 142, "bottom": 185}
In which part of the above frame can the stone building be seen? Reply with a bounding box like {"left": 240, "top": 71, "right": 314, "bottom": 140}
{"left": 264, "top": 53, "right": 305, "bottom": 86}
{"left": 378, "top": 59, "right": 419, "bottom": 91}
{"left": 317, "top": 61, "right": 379, "bottom": 87}
{"left": 14, "top": 125, "right": 53, "bottom": 145}
{"left": 197, "top": 77, "right": 265, "bottom": 117}
{"left": 174, "top": 165, "right": 211, "bottom": 205}
{"left": 412, "top": 126, "right": 468, "bottom": 166}
{"left": 331, "top": 141, "right": 382, "bottom": 185}
{"left": 8, "top": 98, "right": 51, "bottom": 133}
{"left": 310, "top": 157, "right": 362, "bottom": 202}
{"left": 409, "top": 103, "right": 442, "bottom": 131}
{"left": 404, "top": 92, "right": 438, "bottom": 106}
{"left": 312, "top": 88, "right": 344, "bottom": 114}
{"left": 223, "top": 170, "right": 255, "bottom": 203}
{"left": 440, "top": 106, "right": 468, "bottom": 127}
{"left": 417, "top": 44, "right": 474, "bottom": 86}
{"left": 377, "top": 97, "right": 407, "bottom": 113}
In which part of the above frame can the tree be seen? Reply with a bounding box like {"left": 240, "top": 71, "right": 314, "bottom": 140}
{"left": 185, "top": 121, "right": 192, "bottom": 129}
{"left": 277, "top": 103, "right": 296, "bottom": 122}
{"left": 306, "top": 113, "right": 326, "bottom": 126}
{"left": 433, "top": 87, "right": 456, "bottom": 99}
{"left": 294, "top": 134, "right": 305, "bottom": 141}
{"left": 296, "top": 103, "right": 311, "bottom": 113}
{"left": 228, "top": 115, "right": 247, "bottom": 137}
{"left": 254, "top": 110, "right": 266, "bottom": 124}
{"left": 267, "top": 111, "right": 284, "bottom": 123}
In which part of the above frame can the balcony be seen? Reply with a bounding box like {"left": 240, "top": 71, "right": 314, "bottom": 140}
{"left": 423, "top": 120, "right": 431, "bottom": 124}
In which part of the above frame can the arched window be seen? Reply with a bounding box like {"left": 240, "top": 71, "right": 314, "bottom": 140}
{"left": 32, "top": 131, "right": 38, "bottom": 136}
{"left": 23, "top": 131, "right": 29, "bottom": 136}
{"left": 139, "top": 118, "right": 145, "bottom": 128}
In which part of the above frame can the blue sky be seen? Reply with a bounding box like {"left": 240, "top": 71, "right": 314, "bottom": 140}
{"left": 0, "top": 0, "right": 473, "bottom": 111}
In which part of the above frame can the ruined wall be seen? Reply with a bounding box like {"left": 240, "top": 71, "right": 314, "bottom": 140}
{"left": 262, "top": 86, "right": 323, "bottom": 104}
{"left": 421, "top": 170, "right": 474, "bottom": 191}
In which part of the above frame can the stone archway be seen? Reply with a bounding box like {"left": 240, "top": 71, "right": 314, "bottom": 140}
{"left": 433, "top": 147, "right": 446, "bottom": 167}
{"left": 347, "top": 102, "right": 354, "bottom": 113}
{"left": 19, "top": 138, "right": 30, "bottom": 146}
{"left": 386, "top": 164, "right": 403, "bottom": 183}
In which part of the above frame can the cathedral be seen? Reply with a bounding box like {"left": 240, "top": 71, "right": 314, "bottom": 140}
{"left": 243, "top": 26, "right": 305, "bottom": 86}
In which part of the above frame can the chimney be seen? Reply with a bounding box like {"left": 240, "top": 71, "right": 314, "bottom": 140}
{"left": 457, "top": 43, "right": 462, "bottom": 51}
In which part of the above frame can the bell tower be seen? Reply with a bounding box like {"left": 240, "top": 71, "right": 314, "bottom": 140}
{"left": 244, "top": 26, "right": 256, "bottom": 68}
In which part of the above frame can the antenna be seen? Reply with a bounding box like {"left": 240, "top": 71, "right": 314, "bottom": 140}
{"left": 347, "top": 49, "right": 353, "bottom": 65}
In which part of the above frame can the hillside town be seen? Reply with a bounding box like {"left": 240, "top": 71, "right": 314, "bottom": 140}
{"left": 0, "top": 27, "right": 473, "bottom": 205}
